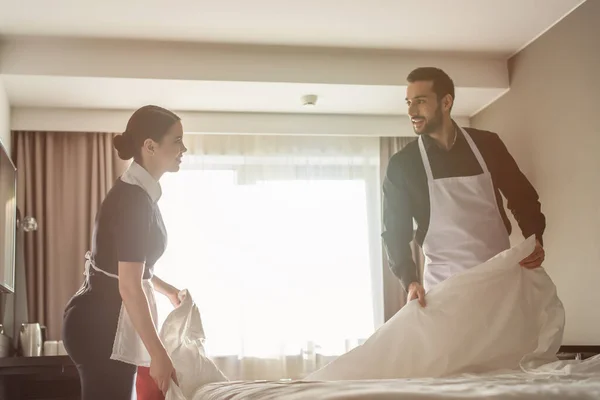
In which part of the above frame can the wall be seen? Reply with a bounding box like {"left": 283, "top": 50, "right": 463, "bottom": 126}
{"left": 0, "top": 79, "right": 9, "bottom": 154}
{"left": 471, "top": 0, "right": 599, "bottom": 345}
{"left": 1, "top": 36, "right": 508, "bottom": 89}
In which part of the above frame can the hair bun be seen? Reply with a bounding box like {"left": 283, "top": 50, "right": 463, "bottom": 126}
{"left": 113, "top": 132, "right": 135, "bottom": 160}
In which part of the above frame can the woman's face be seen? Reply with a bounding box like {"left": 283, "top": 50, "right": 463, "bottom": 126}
{"left": 145, "top": 120, "right": 187, "bottom": 174}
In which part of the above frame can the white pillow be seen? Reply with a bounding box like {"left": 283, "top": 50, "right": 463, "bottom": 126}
{"left": 161, "top": 290, "right": 228, "bottom": 400}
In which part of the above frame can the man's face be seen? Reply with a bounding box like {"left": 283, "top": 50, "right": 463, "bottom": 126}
{"left": 406, "top": 80, "right": 444, "bottom": 135}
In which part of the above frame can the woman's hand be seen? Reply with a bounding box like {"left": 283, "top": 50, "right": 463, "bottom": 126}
{"left": 152, "top": 275, "right": 182, "bottom": 308}
{"left": 150, "top": 349, "right": 179, "bottom": 396}
{"left": 167, "top": 288, "right": 182, "bottom": 308}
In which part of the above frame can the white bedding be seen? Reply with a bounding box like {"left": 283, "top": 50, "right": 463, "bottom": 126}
{"left": 162, "top": 237, "right": 600, "bottom": 400}
{"left": 193, "top": 367, "right": 600, "bottom": 400}
{"left": 306, "top": 236, "right": 565, "bottom": 381}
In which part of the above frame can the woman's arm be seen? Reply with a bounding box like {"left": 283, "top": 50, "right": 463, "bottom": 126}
{"left": 115, "top": 189, "right": 177, "bottom": 394}
{"left": 151, "top": 275, "right": 181, "bottom": 307}
{"left": 119, "top": 262, "right": 178, "bottom": 394}
{"left": 118, "top": 262, "right": 166, "bottom": 358}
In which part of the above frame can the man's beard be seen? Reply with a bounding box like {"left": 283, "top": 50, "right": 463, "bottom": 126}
{"left": 413, "top": 107, "right": 443, "bottom": 135}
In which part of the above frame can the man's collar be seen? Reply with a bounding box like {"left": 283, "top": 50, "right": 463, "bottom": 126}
{"left": 121, "top": 161, "right": 162, "bottom": 203}
{"left": 421, "top": 121, "right": 463, "bottom": 150}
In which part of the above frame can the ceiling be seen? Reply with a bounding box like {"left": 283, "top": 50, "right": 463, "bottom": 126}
{"left": 0, "top": 0, "right": 586, "bottom": 56}
{"left": 0, "top": 0, "right": 588, "bottom": 133}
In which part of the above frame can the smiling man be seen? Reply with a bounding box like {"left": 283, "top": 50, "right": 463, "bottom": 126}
{"left": 381, "top": 67, "right": 546, "bottom": 308}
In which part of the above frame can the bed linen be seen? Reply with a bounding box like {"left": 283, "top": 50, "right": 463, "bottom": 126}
{"left": 306, "top": 236, "right": 565, "bottom": 380}
{"left": 163, "top": 237, "right": 590, "bottom": 400}
{"left": 193, "top": 363, "right": 600, "bottom": 400}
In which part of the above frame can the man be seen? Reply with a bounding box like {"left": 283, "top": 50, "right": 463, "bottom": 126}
{"left": 382, "top": 67, "right": 546, "bottom": 307}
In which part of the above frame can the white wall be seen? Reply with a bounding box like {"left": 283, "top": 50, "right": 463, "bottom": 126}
{"left": 471, "top": 0, "right": 599, "bottom": 345}
{"left": 0, "top": 79, "right": 10, "bottom": 154}
{"left": 1, "top": 36, "right": 508, "bottom": 88}
{"left": 11, "top": 107, "right": 469, "bottom": 137}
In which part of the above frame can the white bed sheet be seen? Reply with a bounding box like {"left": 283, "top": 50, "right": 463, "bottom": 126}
{"left": 305, "top": 237, "right": 566, "bottom": 381}
{"left": 162, "top": 238, "right": 598, "bottom": 400}
{"left": 193, "top": 362, "right": 600, "bottom": 400}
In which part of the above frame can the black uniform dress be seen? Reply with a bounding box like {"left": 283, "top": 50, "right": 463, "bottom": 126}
{"left": 62, "top": 164, "right": 167, "bottom": 400}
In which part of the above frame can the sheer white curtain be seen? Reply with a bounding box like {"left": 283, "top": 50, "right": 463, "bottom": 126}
{"left": 153, "top": 134, "right": 383, "bottom": 380}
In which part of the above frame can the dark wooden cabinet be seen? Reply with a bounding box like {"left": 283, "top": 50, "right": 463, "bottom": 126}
{"left": 0, "top": 356, "right": 80, "bottom": 400}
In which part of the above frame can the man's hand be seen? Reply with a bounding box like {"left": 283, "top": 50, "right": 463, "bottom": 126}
{"left": 407, "top": 282, "right": 426, "bottom": 307}
{"left": 520, "top": 239, "right": 545, "bottom": 269}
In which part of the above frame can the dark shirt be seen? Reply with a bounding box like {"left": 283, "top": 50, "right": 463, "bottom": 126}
{"left": 91, "top": 178, "right": 167, "bottom": 281}
{"left": 381, "top": 124, "right": 546, "bottom": 291}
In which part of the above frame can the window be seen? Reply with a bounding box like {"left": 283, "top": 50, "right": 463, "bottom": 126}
{"left": 153, "top": 135, "right": 383, "bottom": 359}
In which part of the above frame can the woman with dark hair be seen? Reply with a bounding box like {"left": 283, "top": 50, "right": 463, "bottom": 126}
{"left": 62, "top": 105, "right": 188, "bottom": 399}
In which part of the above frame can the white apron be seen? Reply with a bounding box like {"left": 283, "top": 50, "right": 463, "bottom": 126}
{"left": 419, "top": 127, "right": 511, "bottom": 293}
{"left": 83, "top": 251, "right": 159, "bottom": 367}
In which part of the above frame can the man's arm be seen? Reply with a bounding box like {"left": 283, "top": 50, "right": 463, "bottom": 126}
{"left": 381, "top": 157, "right": 419, "bottom": 292}
{"left": 492, "top": 133, "right": 546, "bottom": 243}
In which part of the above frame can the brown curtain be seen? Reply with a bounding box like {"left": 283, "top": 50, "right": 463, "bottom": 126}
{"left": 12, "top": 131, "right": 128, "bottom": 340}
{"left": 380, "top": 136, "right": 425, "bottom": 322}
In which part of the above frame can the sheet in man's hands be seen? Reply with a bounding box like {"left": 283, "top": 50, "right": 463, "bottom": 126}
{"left": 306, "top": 236, "right": 566, "bottom": 381}
{"left": 161, "top": 237, "right": 570, "bottom": 399}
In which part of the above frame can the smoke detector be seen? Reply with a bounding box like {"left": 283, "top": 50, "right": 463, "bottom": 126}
{"left": 301, "top": 94, "right": 318, "bottom": 107}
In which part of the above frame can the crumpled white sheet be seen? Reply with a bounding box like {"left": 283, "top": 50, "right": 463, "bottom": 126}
{"left": 162, "top": 290, "right": 228, "bottom": 400}
{"left": 306, "top": 236, "right": 566, "bottom": 381}
{"left": 162, "top": 236, "right": 575, "bottom": 399}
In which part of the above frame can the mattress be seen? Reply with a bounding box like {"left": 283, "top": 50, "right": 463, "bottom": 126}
{"left": 193, "top": 370, "right": 600, "bottom": 400}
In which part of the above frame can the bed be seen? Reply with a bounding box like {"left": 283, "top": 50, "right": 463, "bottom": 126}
{"left": 192, "top": 346, "right": 600, "bottom": 400}
{"left": 162, "top": 240, "right": 600, "bottom": 400}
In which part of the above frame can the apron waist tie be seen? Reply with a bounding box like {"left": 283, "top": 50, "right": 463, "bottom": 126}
{"left": 84, "top": 251, "right": 120, "bottom": 279}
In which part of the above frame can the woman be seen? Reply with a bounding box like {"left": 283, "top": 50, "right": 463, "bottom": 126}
{"left": 63, "top": 105, "right": 188, "bottom": 399}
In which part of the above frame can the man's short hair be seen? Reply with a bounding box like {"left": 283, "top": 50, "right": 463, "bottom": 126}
{"left": 407, "top": 67, "right": 455, "bottom": 104}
